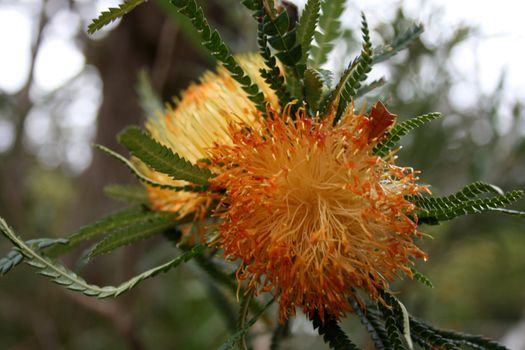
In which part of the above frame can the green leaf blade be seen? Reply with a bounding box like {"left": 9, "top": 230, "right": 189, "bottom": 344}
{"left": 312, "top": 313, "right": 360, "bottom": 350}
{"left": 88, "top": 211, "right": 178, "bottom": 258}
{"left": 87, "top": 0, "right": 147, "bottom": 34}
{"left": 309, "top": 0, "right": 345, "bottom": 69}
{"left": 0, "top": 217, "right": 206, "bottom": 298}
{"left": 372, "top": 24, "right": 424, "bottom": 65}
{"left": 373, "top": 112, "right": 442, "bottom": 157}
{"left": 170, "top": 0, "right": 267, "bottom": 115}
{"left": 118, "top": 126, "right": 213, "bottom": 186}
{"left": 296, "top": 0, "right": 321, "bottom": 65}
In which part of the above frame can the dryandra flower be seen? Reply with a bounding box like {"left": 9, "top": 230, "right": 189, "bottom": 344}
{"left": 208, "top": 104, "right": 429, "bottom": 322}
{"left": 141, "top": 54, "right": 429, "bottom": 322}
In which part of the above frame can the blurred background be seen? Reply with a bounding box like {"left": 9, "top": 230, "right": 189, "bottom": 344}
{"left": 0, "top": 0, "right": 524, "bottom": 349}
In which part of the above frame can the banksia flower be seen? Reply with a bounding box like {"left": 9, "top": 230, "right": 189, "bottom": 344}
{"left": 209, "top": 104, "right": 428, "bottom": 322}
{"left": 141, "top": 54, "right": 429, "bottom": 321}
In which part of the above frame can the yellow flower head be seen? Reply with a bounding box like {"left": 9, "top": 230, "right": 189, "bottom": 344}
{"left": 139, "top": 54, "right": 278, "bottom": 219}
{"left": 208, "top": 104, "right": 428, "bottom": 322}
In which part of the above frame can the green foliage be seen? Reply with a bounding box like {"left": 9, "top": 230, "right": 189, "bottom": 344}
{"left": 378, "top": 295, "right": 406, "bottom": 350}
{"left": 410, "top": 267, "right": 434, "bottom": 288}
{"left": 253, "top": 7, "right": 293, "bottom": 107}
{"left": 312, "top": 313, "right": 360, "bottom": 350}
{"left": 244, "top": 0, "right": 304, "bottom": 99}
{"left": 87, "top": 0, "right": 146, "bottom": 34}
{"left": 304, "top": 68, "right": 324, "bottom": 112}
{"left": 309, "top": 0, "right": 345, "bottom": 69}
{"left": 104, "top": 184, "right": 148, "bottom": 204}
{"left": 0, "top": 217, "right": 206, "bottom": 297}
{"left": 118, "top": 126, "right": 213, "bottom": 186}
{"left": 372, "top": 24, "right": 424, "bottom": 64}
{"left": 349, "top": 298, "right": 390, "bottom": 350}
{"left": 373, "top": 112, "right": 442, "bottom": 157}
{"left": 170, "top": 0, "right": 267, "bottom": 115}
{"left": 218, "top": 297, "right": 275, "bottom": 350}
{"left": 0, "top": 238, "right": 68, "bottom": 275}
{"left": 355, "top": 78, "right": 386, "bottom": 98}
{"left": 95, "top": 144, "right": 206, "bottom": 192}
{"left": 136, "top": 69, "right": 164, "bottom": 118}
{"left": 415, "top": 183, "right": 523, "bottom": 223}
{"left": 88, "top": 211, "right": 178, "bottom": 258}
{"left": 331, "top": 13, "right": 373, "bottom": 123}
{"left": 263, "top": 11, "right": 303, "bottom": 68}
{"left": 429, "top": 327, "right": 510, "bottom": 350}
{"left": 296, "top": 0, "right": 321, "bottom": 65}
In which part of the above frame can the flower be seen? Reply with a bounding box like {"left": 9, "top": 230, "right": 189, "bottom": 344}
{"left": 208, "top": 104, "right": 428, "bottom": 322}
{"left": 142, "top": 54, "right": 428, "bottom": 322}
{"left": 137, "top": 54, "right": 278, "bottom": 219}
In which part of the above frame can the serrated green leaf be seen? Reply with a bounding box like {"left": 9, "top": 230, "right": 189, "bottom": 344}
{"left": 0, "top": 217, "right": 206, "bottom": 298}
{"left": 410, "top": 267, "right": 433, "bottom": 288}
{"left": 373, "top": 112, "right": 442, "bottom": 157}
{"left": 309, "top": 0, "right": 345, "bottom": 68}
{"left": 87, "top": 0, "right": 146, "bottom": 34}
{"left": 304, "top": 68, "right": 323, "bottom": 112}
{"left": 378, "top": 292, "right": 410, "bottom": 350}
{"left": 312, "top": 313, "right": 360, "bottom": 350}
{"left": 296, "top": 0, "right": 320, "bottom": 65}
{"left": 95, "top": 144, "right": 206, "bottom": 192}
{"left": 409, "top": 316, "right": 504, "bottom": 350}
{"left": 373, "top": 24, "right": 424, "bottom": 64}
{"left": 45, "top": 207, "right": 160, "bottom": 257}
{"left": 118, "top": 126, "right": 213, "bottom": 186}
{"left": 104, "top": 184, "right": 148, "bottom": 204}
{"left": 355, "top": 78, "right": 386, "bottom": 98}
{"left": 417, "top": 189, "right": 523, "bottom": 223}
{"left": 329, "top": 13, "right": 373, "bottom": 123}
{"left": 348, "top": 298, "right": 389, "bottom": 350}
{"left": 0, "top": 238, "right": 68, "bottom": 275}
{"left": 170, "top": 0, "right": 267, "bottom": 116}
{"left": 88, "top": 211, "right": 177, "bottom": 258}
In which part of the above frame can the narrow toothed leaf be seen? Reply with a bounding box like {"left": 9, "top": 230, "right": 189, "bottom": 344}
{"left": 349, "top": 298, "right": 390, "bottom": 350}
{"left": 170, "top": 0, "right": 267, "bottom": 115}
{"left": 104, "top": 184, "right": 148, "bottom": 204}
{"left": 0, "top": 218, "right": 206, "bottom": 298}
{"left": 296, "top": 0, "right": 320, "bottom": 65}
{"left": 373, "top": 24, "right": 424, "bottom": 64}
{"left": 88, "top": 211, "right": 178, "bottom": 258}
{"left": 312, "top": 313, "right": 360, "bottom": 350}
{"left": 0, "top": 238, "right": 68, "bottom": 275}
{"left": 95, "top": 144, "right": 207, "bottom": 191}
{"left": 309, "top": 0, "right": 345, "bottom": 68}
{"left": 374, "top": 112, "right": 442, "bottom": 157}
{"left": 304, "top": 68, "right": 324, "bottom": 112}
{"left": 326, "top": 13, "right": 373, "bottom": 123}
{"left": 87, "top": 0, "right": 146, "bottom": 34}
{"left": 417, "top": 189, "right": 523, "bottom": 223}
{"left": 118, "top": 126, "right": 213, "bottom": 185}
{"left": 410, "top": 267, "right": 434, "bottom": 288}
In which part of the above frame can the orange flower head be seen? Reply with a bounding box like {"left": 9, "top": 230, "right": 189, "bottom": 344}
{"left": 209, "top": 104, "right": 428, "bottom": 322}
